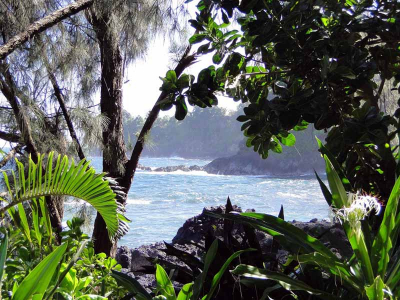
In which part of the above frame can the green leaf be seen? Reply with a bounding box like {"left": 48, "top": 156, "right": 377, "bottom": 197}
{"left": 333, "top": 66, "right": 356, "bottom": 79}
{"left": 371, "top": 175, "right": 400, "bottom": 278}
{"left": 166, "top": 70, "right": 177, "bottom": 83}
{"left": 31, "top": 199, "right": 42, "bottom": 247}
{"left": 323, "top": 155, "right": 348, "bottom": 208}
{"left": 111, "top": 270, "right": 152, "bottom": 300}
{"left": 17, "top": 203, "right": 31, "bottom": 243}
{"left": 279, "top": 133, "right": 296, "bottom": 147}
{"left": 189, "top": 34, "right": 207, "bottom": 44}
{"left": 316, "top": 137, "right": 351, "bottom": 190}
{"left": 203, "top": 248, "right": 256, "bottom": 300}
{"left": 155, "top": 264, "right": 176, "bottom": 300}
{"left": 175, "top": 96, "right": 188, "bottom": 121}
{"left": 39, "top": 197, "right": 53, "bottom": 243}
{"left": 365, "top": 276, "right": 385, "bottom": 300}
{"left": 45, "top": 241, "right": 89, "bottom": 300}
{"left": 212, "top": 53, "right": 222, "bottom": 64}
{"left": 0, "top": 233, "right": 8, "bottom": 289}
{"left": 232, "top": 265, "right": 336, "bottom": 299}
{"left": 75, "top": 296, "right": 107, "bottom": 300}
{"left": 1, "top": 152, "right": 125, "bottom": 240}
{"left": 177, "top": 283, "right": 193, "bottom": 300}
{"left": 324, "top": 155, "right": 374, "bottom": 284}
{"left": 270, "top": 137, "right": 282, "bottom": 153}
{"left": 295, "top": 252, "right": 362, "bottom": 293}
{"left": 314, "top": 171, "right": 332, "bottom": 206}
{"left": 176, "top": 74, "right": 190, "bottom": 89}
{"left": 192, "top": 239, "right": 218, "bottom": 300}
{"left": 206, "top": 211, "right": 338, "bottom": 261}
{"left": 13, "top": 243, "right": 68, "bottom": 300}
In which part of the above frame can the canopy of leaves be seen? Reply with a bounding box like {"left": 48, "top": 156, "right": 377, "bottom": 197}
{"left": 161, "top": 0, "right": 400, "bottom": 199}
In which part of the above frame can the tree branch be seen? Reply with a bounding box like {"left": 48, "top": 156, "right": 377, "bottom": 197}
{"left": 0, "top": 64, "right": 38, "bottom": 161}
{"left": 121, "top": 45, "right": 197, "bottom": 191}
{"left": 0, "top": 144, "right": 22, "bottom": 168}
{"left": 0, "top": 130, "right": 20, "bottom": 143}
{"left": 47, "top": 68, "right": 85, "bottom": 160}
{"left": 0, "top": 0, "right": 94, "bottom": 60}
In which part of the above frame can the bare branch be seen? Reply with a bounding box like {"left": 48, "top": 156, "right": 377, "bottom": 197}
{"left": 0, "top": 144, "right": 22, "bottom": 168}
{"left": 0, "top": 0, "right": 94, "bottom": 60}
{"left": 46, "top": 66, "right": 85, "bottom": 160}
{"left": 0, "top": 130, "right": 20, "bottom": 143}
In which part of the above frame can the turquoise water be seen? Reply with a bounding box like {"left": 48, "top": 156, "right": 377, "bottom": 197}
{"left": 65, "top": 157, "right": 330, "bottom": 248}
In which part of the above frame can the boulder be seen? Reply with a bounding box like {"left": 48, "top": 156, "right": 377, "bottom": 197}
{"left": 116, "top": 205, "right": 351, "bottom": 293}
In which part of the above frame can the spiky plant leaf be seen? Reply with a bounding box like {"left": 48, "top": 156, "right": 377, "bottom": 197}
{"left": 0, "top": 152, "right": 127, "bottom": 240}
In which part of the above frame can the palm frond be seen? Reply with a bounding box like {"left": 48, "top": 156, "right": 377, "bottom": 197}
{"left": 0, "top": 152, "right": 128, "bottom": 240}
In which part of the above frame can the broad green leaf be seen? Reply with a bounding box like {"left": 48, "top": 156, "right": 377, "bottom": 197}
{"left": 175, "top": 96, "right": 188, "bottom": 121}
{"left": 192, "top": 239, "right": 218, "bottom": 300}
{"left": 295, "top": 252, "right": 362, "bottom": 293}
{"left": 316, "top": 137, "right": 351, "bottom": 190}
{"left": 166, "top": 70, "right": 177, "bottom": 83}
{"left": 232, "top": 265, "right": 336, "bottom": 299}
{"left": 324, "top": 155, "right": 374, "bottom": 284}
{"left": 177, "top": 283, "right": 193, "bottom": 300}
{"left": 189, "top": 34, "right": 207, "bottom": 44}
{"left": 13, "top": 243, "right": 68, "bottom": 300}
{"left": 314, "top": 171, "right": 332, "bottom": 206}
{"left": 45, "top": 241, "right": 88, "bottom": 300}
{"left": 203, "top": 248, "right": 256, "bottom": 300}
{"left": 207, "top": 211, "right": 338, "bottom": 261}
{"left": 371, "top": 175, "right": 400, "bottom": 278}
{"left": 365, "top": 276, "right": 385, "bottom": 300}
{"left": 75, "top": 296, "right": 107, "bottom": 300}
{"left": 111, "top": 270, "right": 152, "bottom": 300}
{"left": 155, "top": 264, "right": 176, "bottom": 300}
{"left": 323, "top": 155, "right": 348, "bottom": 207}
{"left": 279, "top": 133, "right": 296, "bottom": 147}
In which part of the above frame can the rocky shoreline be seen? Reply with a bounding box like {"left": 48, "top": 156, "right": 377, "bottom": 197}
{"left": 115, "top": 204, "right": 350, "bottom": 293}
{"left": 137, "top": 152, "right": 325, "bottom": 176}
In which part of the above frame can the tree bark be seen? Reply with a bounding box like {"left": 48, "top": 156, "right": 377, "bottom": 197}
{"left": 0, "top": 0, "right": 94, "bottom": 60}
{"left": 89, "top": 12, "right": 128, "bottom": 256}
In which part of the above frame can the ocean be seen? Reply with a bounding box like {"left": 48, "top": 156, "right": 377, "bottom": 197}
{"left": 65, "top": 157, "right": 330, "bottom": 248}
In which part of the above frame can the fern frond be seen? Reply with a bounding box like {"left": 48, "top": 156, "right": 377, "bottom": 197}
{"left": 0, "top": 152, "right": 128, "bottom": 240}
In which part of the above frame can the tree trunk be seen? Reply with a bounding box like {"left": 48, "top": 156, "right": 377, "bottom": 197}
{"left": 89, "top": 12, "right": 128, "bottom": 256}
{"left": 0, "top": 0, "right": 94, "bottom": 60}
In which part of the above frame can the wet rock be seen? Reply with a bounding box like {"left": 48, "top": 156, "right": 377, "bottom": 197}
{"left": 116, "top": 207, "right": 351, "bottom": 293}
{"left": 116, "top": 246, "right": 131, "bottom": 269}
{"left": 137, "top": 164, "right": 152, "bottom": 171}
{"left": 153, "top": 165, "right": 203, "bottom": 172}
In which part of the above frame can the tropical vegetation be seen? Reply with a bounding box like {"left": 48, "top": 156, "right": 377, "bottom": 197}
{"left": 0, "top": 0, "right": 400, "bottom": 298}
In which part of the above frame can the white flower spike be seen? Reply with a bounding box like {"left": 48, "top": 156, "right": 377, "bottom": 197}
{"left": 332, "top": 192, "right": 381, "bottom": 229}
